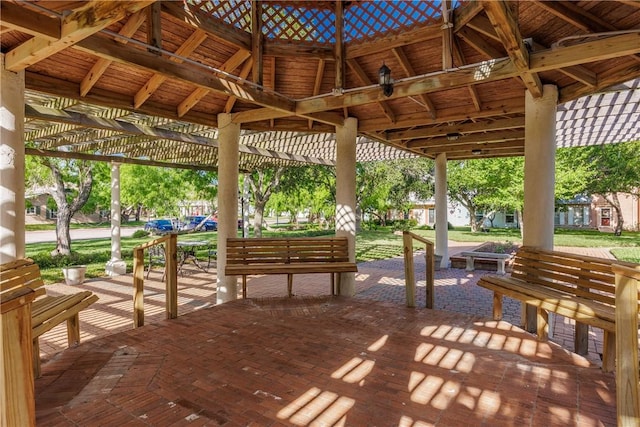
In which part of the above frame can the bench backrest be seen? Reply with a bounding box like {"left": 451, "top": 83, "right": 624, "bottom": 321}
{"left": 227, "top": 237, "right": 350, "bottom": 265}
{"left": 511, "top": 246, "right": 640, "bottom": 307}
{"left": 0, "top": 258, "right": 46, "bottom": 298}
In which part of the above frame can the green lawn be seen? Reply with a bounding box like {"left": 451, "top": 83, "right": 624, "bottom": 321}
{"left": 26, "top": 226, "right": 640, "bottom": 284}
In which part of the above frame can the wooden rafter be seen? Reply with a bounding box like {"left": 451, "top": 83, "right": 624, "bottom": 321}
{"left": 346, "top": 59, "right": 395, "bottom": 123}
{"left": 146, "top": 2, "right": 162, "bottom": 54}
{"left": 4, "top": 1, "right": 155, "bottom": 72}
{"left": 407, "top": 129, "right": 525, "bottom": 149}
{"left": 0, "top": 1, "right": 60, "bottom": 39}
{"left": 308, "top": 59, "right": 326, "bottom": 129}
{"left": 178, "top": 49, "right": 251, "bottom": 117}
{"left": 80, "top": 10, "right": 146, "bottom": 97}
{"left": 392, "top": 47, "right": 436, "bottom": 119}
{"left": 384, "top": 117, "right": 525, "bottom": 142}
{"left": 482, "top": 0, "right": 543, "bottom": 97}
{"left": 334, "top": 0, "right": 345, "bottom": 91}
{"left": 134, "top": 29, "right": 208, "bottom": 108}
{"left": 251, "top": 0, "right": 263, "bottom": 86}
{"left": 224, "top": 59, "right": 255, "bottom": 113}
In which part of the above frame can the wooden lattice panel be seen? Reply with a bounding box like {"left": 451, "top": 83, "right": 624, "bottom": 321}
{"left": 189, "top": 0, "right": 252, "bottom": 33}
{"left": 344, "top": 1, "right": 442, "bottom": 43}
{"left": 262, "top": 3, "right": 334, "bottom": 44}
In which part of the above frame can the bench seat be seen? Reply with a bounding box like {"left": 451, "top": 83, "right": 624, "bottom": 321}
{"left": 226, "top": 237, "right": 357, "bottom": 298}
{"left": 0, "top": 258, "right": 98, "bottom": 377}
{"left": 477, "top": 246, "right": 640, "bottom": 372}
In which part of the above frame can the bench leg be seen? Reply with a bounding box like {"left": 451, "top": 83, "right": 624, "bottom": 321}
{"left": 330, "top": 273, "right": 335, "bottom": 296}
{"left": 496, "top": 259, "right": 506, "bottom": 275}
{"left": 492, "top": 292, "right": 503, "bottom": 320}
{"left": 67, "top": 314, "right": 81, "bottom": 346}
{"left": 465, "top": 257, "right": 474, "bottom": 272}
{"left": 536, "top": 308, "right": 549, "bottom": 341}
{"left": 602, "top": 330, "right": 616, "bottom": 373}
{"left": 32, "top": 338, "right": 41, "bottom": 379}
{"left": 336, "top": 273, "right": 342, "bottom": 296}
{"left": 287, "top": 274, "right": 293, "bottom": 297}
{"left": 242, "top": 275, "right": 247, "bottom": 299}
{"left": 574, "top": 321, "right": 589, "bottom": 356}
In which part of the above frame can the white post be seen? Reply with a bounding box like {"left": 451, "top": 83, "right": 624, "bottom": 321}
{"left": 335, "top": 117, "right": 357, "bottom": 296}
{"left": 106, "top": 162, "right": 126, "bottom": 276}
{"left": 0, "top": 54, "right": 25, "bottom": 264}
{"left": 435, "top": 153, "right": 449, "bottom": 269}
{"left": 523, "top": 84, "right": 557, "bottom": 250}
{"left": 523, "top": 84, "right": 558, "bottom": 331}
{"left": 217, "top": 113, "right": 240, "bottom": 304}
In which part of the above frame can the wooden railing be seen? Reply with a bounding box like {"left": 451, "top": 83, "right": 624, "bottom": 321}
{"left": 132, "top": 234, "right": 177, "bottom": 328}
{"left": 403, "top": 231, "right": 435, "bottom": 309}
{"left": 612, "top": 264, "right": 640, "bottom": 426}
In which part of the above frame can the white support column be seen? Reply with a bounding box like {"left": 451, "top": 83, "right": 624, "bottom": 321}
{"left": 335, "top": 117, "right": 357, "bottom": 296}
{"left": 0, "top": 54, "right": 25, "bottom": 264}
{"left": 523, "top": 84, "right": 558, "bottom": 331}
{"left": 106, "top": 162, "right": 126, "bottom": 276}
{"left": 523, "top": 85, "right": 557, "bottom": 250}
{"left": 435, "top": 153, "right": 449, "bottom": 269}
{"left": 217, "top": 113, "right": 240, "bottom": 304}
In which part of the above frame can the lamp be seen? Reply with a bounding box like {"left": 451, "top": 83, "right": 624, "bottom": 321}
{"left": 446, "top": 132, "right": 461, "bottom": 141}
{"left": 378, "top": 63, "right": 393, "bottom": 97}
{"left": 471, "top": 149, "right": 482, "bottom": 155}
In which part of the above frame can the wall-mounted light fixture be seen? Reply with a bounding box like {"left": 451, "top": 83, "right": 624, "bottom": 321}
{"left": 446, "top": 132, "right": 461, "bottom": 141}
{"left": 378, "top": 63, "right": 393, "bottom": 97}
{"left": 471, "top": 149, "right": 482, "bottom": 155}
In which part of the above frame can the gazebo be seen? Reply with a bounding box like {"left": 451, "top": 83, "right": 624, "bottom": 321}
{"left": 1, "top": 1, "right": 639, "bottom": 424}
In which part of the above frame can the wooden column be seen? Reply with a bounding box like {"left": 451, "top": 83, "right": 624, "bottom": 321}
{"left": 334, "top": 0, "right": 344, "bottom": 92}
{"left": 613, "top": 264, "right": 640, "bottom": 427}
{"left": 165, "top": 233, "right": 177, "bottom": 319}
{"left": 251, "top": 0, "right": 263, "bottom": 87}
{"left": 217, "top": 113, "right": 240, "bottom": 303}
{"left": 1, "top": 288, "right": 36, "bottom": 427}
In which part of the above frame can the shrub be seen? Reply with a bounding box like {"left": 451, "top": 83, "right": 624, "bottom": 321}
{"left": 132, "top": 229, "right": 150, "bottom": 238}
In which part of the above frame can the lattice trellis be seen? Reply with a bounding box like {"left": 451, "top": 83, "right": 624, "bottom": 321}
{"left": 345, "top": 1, "right": 442, "bottom": 43}
{"left": 187, "top": 0, "right": 456, "bottom": 45}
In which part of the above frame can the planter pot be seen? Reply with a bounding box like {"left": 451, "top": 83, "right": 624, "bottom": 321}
{"left": 62, "top": 266, "right": 87, "bottom": 285}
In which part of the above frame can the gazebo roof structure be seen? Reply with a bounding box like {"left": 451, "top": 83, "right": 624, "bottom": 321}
{"left": 2, "top": 0, "right": 640, "bottom": 171}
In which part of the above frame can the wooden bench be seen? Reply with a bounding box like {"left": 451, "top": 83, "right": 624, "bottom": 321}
{"left": 0, "top": 258, "right": 99, "bottom": 377}
{"left": 459, "top": 251, "right": 511, "bottom": 275}
{"left": 225, "top": 237, "right": 358, "bottom": 298}
{"left": 477, "top": 246, "right": 640, "bottom": 372}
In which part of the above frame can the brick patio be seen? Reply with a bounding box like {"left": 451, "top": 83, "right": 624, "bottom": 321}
{"left": 33, "top": 244, "right": 620, "bottom": 426}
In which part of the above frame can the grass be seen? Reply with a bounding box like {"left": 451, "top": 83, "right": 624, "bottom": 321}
{"left": 25, "top": 221, "right": 145, "bottom": 231}
{"left": 25, "top": 226, "right": 640, "bottom": 284}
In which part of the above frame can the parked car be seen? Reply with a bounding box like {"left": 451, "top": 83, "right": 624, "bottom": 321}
{"left": 143, "top": 219, "right": 174, "bottom": 233}
{"left": 184, "top": 215, "right": 217, "bottom": 231}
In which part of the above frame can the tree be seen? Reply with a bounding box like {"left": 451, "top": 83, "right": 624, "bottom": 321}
{"left": 562, "top": 142, "right": 640, "bottom": 235}
{"left": 247, "top": 167, "right": 284, "bottom": 237}
{"left": 26, "top": 157, "right": 95, "bottom": 256}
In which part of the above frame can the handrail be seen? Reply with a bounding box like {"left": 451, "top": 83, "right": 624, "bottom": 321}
{"left": 612, "top": 264, "right": 640, "bottom": 426}
{"left": 132, "top": 233, "right": 178, "bottom": 327}
{"left": 403, "top": 231, "right": 435, "bottom": 309}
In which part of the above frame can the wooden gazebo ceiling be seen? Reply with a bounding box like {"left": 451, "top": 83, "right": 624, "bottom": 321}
{"left": 2, "top": 0, "right": 640, "bottom": 171}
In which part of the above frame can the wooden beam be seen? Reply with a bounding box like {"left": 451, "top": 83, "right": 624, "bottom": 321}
{"left": 251, "top": 0, "right": 263, "bottom": 86}
{"left": 73, "top": 34, "right": 296, "bottom": 113}
{"left": 482, "top": 0, "right": 543, "bottom": 97}
{"left": 4, "top": 1, "right": 155, "bottom": 71}
{"left": 178, "top": 49, "right": 251, "bottom": 117}
{"left": 455, "top": 26, "right": 504, "bottom": 59}
{"left": 161, "top": 1, "right": 251, "bottom": 51}
{"left": 134, "top": 29, "right": 208, "bottom": 108}
{"left": 346, "top": 25, "right": 442, "bottom": 59}
{"left": 335, "top": 0, "right": 345, "bottom": 91}
{"left": 420, "top": 139, "right": 525, "bottom": 155}
{"left": 269, "top": 56, "right": 276, "bottom": 128}
{"left": 384, "top": 117, "right": 525, "bottom": 141}
{"left": 0, "top": 1, "right": 60, "bottom": 40}
{"left": 146, "top": 2, "right": 162, "bottom": 55}
{"left": 442, "top": 0, "right": 454, "bottom": 69}
{"left": 80, "top": 10, "right": 146, "bottom": 97}
{"left": 224, "top": 59, "right": 255, "bottom": 113}
{"left": 534, "top": 0, "right": 617, "bottom": 33}
{"left": 559, "top": 62, "right": 640, "bottom": 103}
{"left": 25, "top": 104, "right": 336, "bottom": 166}
{"left": 407, "top": 130, "right": 525, "bottom": 149}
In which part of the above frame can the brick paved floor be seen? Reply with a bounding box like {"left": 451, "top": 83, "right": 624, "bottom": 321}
{"left": 33, "top": 244, "right": 624, "bottom": 426}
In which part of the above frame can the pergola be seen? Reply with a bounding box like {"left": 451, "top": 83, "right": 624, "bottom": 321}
{"left": 2, "top": 0, "right": 640, "bottom": 287}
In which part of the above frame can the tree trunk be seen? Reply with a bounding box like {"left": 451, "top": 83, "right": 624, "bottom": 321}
{"left": 52, "top": 207, "right": 73, "bottom": 257}
{"left": 604, "top": 193, "right": 624, "bottom": 236}
{"left": 253, "top": 200, "right": 266, "bottom": 238}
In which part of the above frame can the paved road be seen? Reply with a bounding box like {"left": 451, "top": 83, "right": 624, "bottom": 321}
{"left": 26, "top": 227, "right": 141, "bottom": 244}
